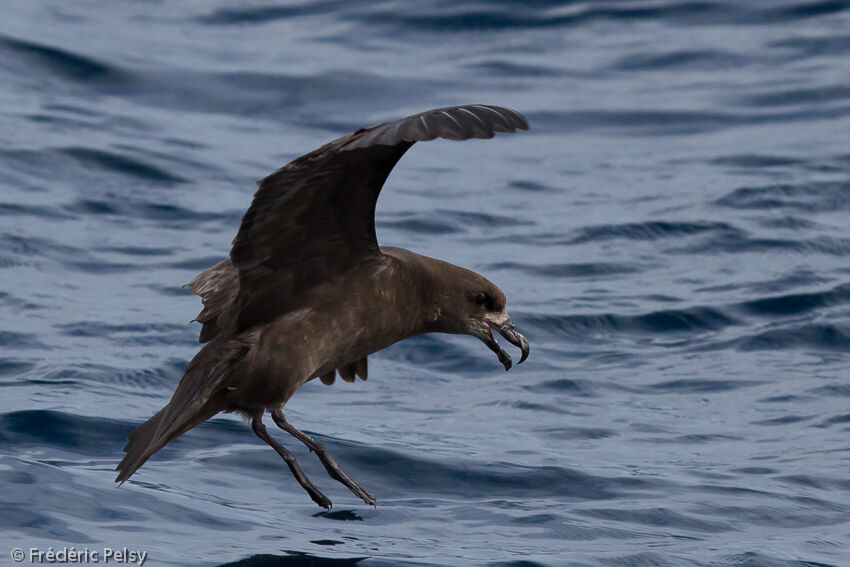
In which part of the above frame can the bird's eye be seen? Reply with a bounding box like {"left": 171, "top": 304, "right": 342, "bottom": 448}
{"left": 474, "top": 291, "right": 488, "bottom": 306}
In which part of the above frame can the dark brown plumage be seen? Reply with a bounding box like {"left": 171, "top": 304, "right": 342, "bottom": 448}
{"left": 115, "top": 104, "right": 531, "bottom": 508}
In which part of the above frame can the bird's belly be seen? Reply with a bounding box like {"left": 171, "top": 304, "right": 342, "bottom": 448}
{"left": 224, "top": 371, "right": 295, "bottom": 412}
{"left": 232, "top": 298, "right": 409, "bottom": 408}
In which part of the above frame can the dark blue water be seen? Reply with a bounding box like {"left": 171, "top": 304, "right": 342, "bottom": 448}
{"left": 2, "top": 2, "right": 849, "bottom": 566}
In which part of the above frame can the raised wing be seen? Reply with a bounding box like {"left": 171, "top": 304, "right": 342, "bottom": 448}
{"left": 228, "top": 104, "right": 528, "bottom": 332}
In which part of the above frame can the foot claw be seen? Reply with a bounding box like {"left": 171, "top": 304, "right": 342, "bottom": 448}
{"left": 311, "top": 491, "right": 332, "bottom": 509}
{"left": 353, "top": 486, "right": 376, "bottom": 506}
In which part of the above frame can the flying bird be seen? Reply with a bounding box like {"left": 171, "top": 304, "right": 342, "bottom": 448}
{"left": 115, "top": 104, "right": 531, "bottom": 508}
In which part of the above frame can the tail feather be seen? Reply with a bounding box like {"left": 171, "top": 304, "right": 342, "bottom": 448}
{"left": 115, "top": 408, "right": 167, "bottom": 484}
{"left": 115, "top": 403, "right": 220, "bottom": 484}
{"left": 115, "top": 335, "right": 246, "bottom": 484}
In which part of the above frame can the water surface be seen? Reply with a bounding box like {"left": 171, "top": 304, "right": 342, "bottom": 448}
{"left": 1, "top": 1, "right": 849, "bottom": 566}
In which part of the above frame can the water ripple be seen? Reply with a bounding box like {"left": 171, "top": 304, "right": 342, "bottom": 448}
{"left": 715, "top": 181, "right": 850, "bottom": 212}
{"left": 523, "top": 306, "right": 738, "bottom": 339}
{"left": 3, "top": 1, "right": 849, "bottom": 565}
{"left": 60, "top": 147, "right": 187, "bottom": 184}
{"left": 0, "top": 33, "right": 131, "bottom": 84}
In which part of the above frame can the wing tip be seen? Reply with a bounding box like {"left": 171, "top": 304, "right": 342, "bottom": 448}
{"left": 464, "top": 104, "right": 530, "bottom": 134}
{"left": 424, "top": 104, "right": 529, "bottom": 139}
{"left": 340, "top": 104, "right": 529, "bottom": 150}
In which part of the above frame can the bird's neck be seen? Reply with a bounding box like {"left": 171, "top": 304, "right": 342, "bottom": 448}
{"left": 377, "top": 247, "right": 461, "bottom": 337}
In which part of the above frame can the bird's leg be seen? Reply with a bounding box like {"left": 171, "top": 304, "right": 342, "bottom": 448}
{"left": 271, "top": 409, "right": 376, "bottom": 507}
{"left": 251, "top": 415, "right": 332, "bottom": 509}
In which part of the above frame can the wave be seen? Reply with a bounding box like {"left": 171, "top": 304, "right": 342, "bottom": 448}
{"left": 770, "top": 32, "right": 850, "bottom": 57}
{"left": 735, "top": 283, "right": 850, "bottom": 316}
{"left": 737, "top": 85, "right": 850, "bottom": 108}
{"left": 485, "top": 261, "right": 640, "bottom": 279}
{"left": 736, "top": 323, "right": 850, "bottom": 351}
{"left": 376, "top": 216, "right": 460, "bottom": 235}
{"left": 696, "top": 270, "right": 829, "bottom": 295}
{"left": 522, "top": 306, "right": 738, "bottom": 338}
{"left": 577, "top": 506, "right": 733, "bottom": 533}
{"left": 0, "top": 359, "right": 36, "bottom": 377}
{"left": 216, "top": 554, "right": 375, "bottom": 567}
{"left": 715, "top": 181, "right": 850, "bottom": 212}
{"left": 378, "top": 334, "right": 499, "bottom": 376}
{"left": 566, "top": 220, "right": 738, "bottom": 244}
{"left": 379, "top": 209, "right": 529, "bottom": 235}
{"left": 0, "top": 410, "right": 122, "bottom": 455}
{"left": 526, "top": 105, "right": 850, "bottom": 136}
{"left": 0, "top": 34, "right": 437, "bottom": 124}
{"left": 350, "top": 2, "right": 850, "bottom": 33}
{"left": 711, "top": 154, "right": 807, "bottom": 168}
{"left": 343, "top": 447, "right": 655, "bottom": 500}
{"left": 60, "top": 147, "right": 187, "bottom": 184}
{"left": 669, "top": 232, "right": 850, "bottom": 256}
{"left": 611, "top": 49, "right": 745, "bottom": 71}
{"left": 0, "top": 202, "right": 74, "bottom": 220}
{"left": 0, "top": 233, "right": 138, "bottom": 274}
{"left": 64, "top": 199, "right": 235, "bottom": 227}
{"left": 0, "top": 331, "right": 49, "bottom": 350}
{"left": 0, "top": 33, "right": 132, "bottom": 85}
{"left": 463, "top": 59, "right": 562, "bottom": 78}
{"left": 197, "top": 2, "right": 850, "bottom": 32}
{"left": 524, "top": 377, "right": 598, "bottom": 397}
{"left": 198, "top": 2, "right": 347, "bottom": 25}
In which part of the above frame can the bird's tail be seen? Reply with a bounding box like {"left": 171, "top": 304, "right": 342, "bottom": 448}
{"left": 115, "top": 336, "right": 244, "bottom": 484}
{"left": 115, "top": 407, "right": 168, "bottom": 484}
{"left": 114, "top": 403, "right": 217, "bottom": 484}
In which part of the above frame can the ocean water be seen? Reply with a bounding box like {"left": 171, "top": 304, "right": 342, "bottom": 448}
{"left": 2, "top": 1, "right": 849, "bottom": 566}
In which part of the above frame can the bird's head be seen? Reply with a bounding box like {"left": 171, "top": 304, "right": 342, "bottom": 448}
{"left": 423, "top": 259, "right": 530, "bottom": 371}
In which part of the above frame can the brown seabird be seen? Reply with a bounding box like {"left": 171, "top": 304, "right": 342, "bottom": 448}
{"left": 115, "top": 104, "right": 531, "bottom": 508}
